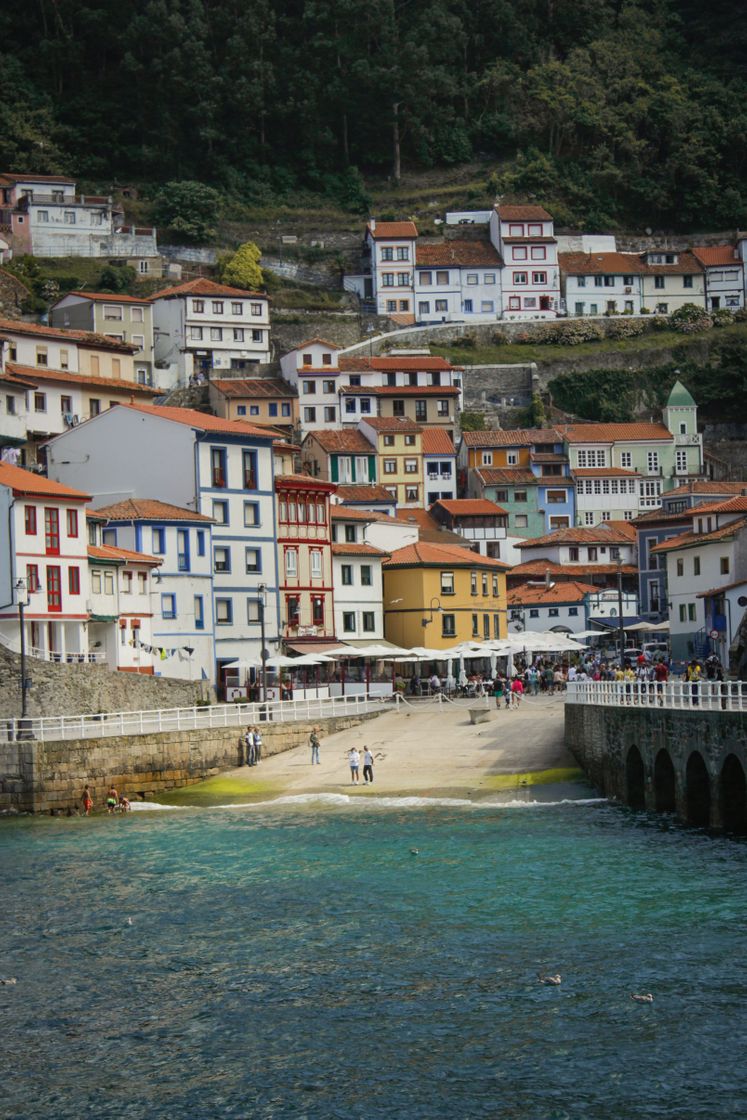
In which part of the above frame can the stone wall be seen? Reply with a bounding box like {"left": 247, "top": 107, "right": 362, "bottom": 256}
{"left": 0, "top": 646, "right": 213, "bottom": 720}
{"left": 0, "top": 267, "right": 30, "bottom": 316}
{"left": 0, "top": 710, "right": 380, "bottom": 813}
{"left": 461, "top": 364, "right": 536, "bottom": 420}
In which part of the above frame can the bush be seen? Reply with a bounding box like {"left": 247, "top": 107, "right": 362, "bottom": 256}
{"left": 712, "top": 308, "right": 735, "bottom": 327}
{"left": 668, "top": 303, "right": 713, "bottom": 334}
{"left": 153, "top": 180, "right": 224, "bottom": 242}
{"left": 218, "top": 241, "right": 263, "bottom": 290}
{"left": 97, "top": 263, "right": 136, "bottom": 292}
{"left": 605, "top": 318, "right": 645, "bottom": 340}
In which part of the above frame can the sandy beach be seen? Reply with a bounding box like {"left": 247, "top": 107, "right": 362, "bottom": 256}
{"left": 168, "top": 692, "right": 580, "bottom": 805}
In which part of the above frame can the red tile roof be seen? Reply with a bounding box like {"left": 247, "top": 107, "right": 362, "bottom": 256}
{"left": 341, "top": 384, "right": 459, "bottom": 397}
{"left": 338, "top": 355, "right": 457, "bottom": 372}
{"left": 295, "top": 337, "right": 341, "bottom": 350}
{"left": 392, "top": 508, "right": 470, "bottom": 546}
{"left": 421, "top": 429, "right": 456, "bottom": 455}
{"left": 572, "top": 467, "right": 641, "bottom": 477}
{"left": 696, "top": 578, "right": 747, "bottom": 598}
{"left": 684, "top": 495, "right": 747, "bottom": 516}
{"left": 651, "top": 516, "right": 747, "bottom": 553}
{"left": 331, "top": 542, "right": 387, "bottom": 557}
{"left": 517, "top": 524, "right": 637, "bottom": 548}
{"left": 305, "top": 429, "right": 373, "bottom": 454}
{"left": 60, "top": 291, "right": 152, "bottom": 305}
{"left": 666, "top": 481, "right": 747, "bottom": 496}
{"left": 335, "top": 484, "right": 395, "bottom": 503}
{"left": 558, "top": 422, "right": 673, "bottom": 443}
{"left": 361, "top": 416, "right": 422, "bottom": 433}
{"left": 498, "top": 205, "right": 552, "bottom": 221}
{"left": 432, "top": 498, "right": 508, "bottom": 518}
{"left": 150, "top": 278, "right": 267, "bottom": 300}
{"left": 558, "top": 251, "right": 647, "bottom": 276}
{"left": 461, "top": 428, "right": 559, "bottom": 447}
{"left": 367, "top": 221, "right": 418, "bottom": 240}
{"left": 475, "top": 467, "right": 537, "bottom": 486}
{"left": 384, "top": 540, "right": 509, "bottom": 569}
{"left": 416, "top": 241, "right": 503, "bottom": 267}
{"left": 0, "top": 172, "right": 76, "bottom": 185}
{"left": 0, "top": 462, "right": 90, "bottom": 500}
{"left": 331, "top": 505, "right": 387, "bottom": 522}
{"left": 0, "top": 317, "right": 137, "bottom": 352}
{"left": 691, "top": 246, "right": 740, "bottom": 267}
{"left": 509, "top": 579, "right": 599, "bottom": 605}
{"left": 211, "top": 378, "right": 296, "bottom": 399}
{"left": 119, "top": 402, "right": 275, "bottom": 438}
{"left": 94, "top": 498, "right": 214, "bottom": 522}
{"left": 88, "top": 543, "right": 161, "bottom": 565}
{"left": 275, "top": 473, "right": 336, "bottom": 492}
{"left": 8, "top": 362, "right": 158, "bottom": 396}
{"left": 508, "top": 559, "right": 637, "bottom": 579}
{"left": 640, "top": 251, "right": 703, "bottom": 276}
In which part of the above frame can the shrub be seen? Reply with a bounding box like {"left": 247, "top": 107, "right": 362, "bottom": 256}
{"left": 712, "top": 308, "right": 735, "bottom": 327}
{"left": 218, "top": 241, "right": 263, "bottom": 290}
{"left": 153, "top": 180, "right": 224, "bottom": 242}
{"left": 605, "top": 318, "right": 645, "bottom": 340}
{"left": 668, "top": 303, "right": 713, "bottom": 333}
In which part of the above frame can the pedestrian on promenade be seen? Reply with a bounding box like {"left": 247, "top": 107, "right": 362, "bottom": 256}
{"left": 82, "top": 785, "right": 93, "bottom": 816}
{"left": 363, "top": 747, "right": 374, "bottom": 784}
{"left": 310, "top": 727, "right": 321, "bottom": 765}
{"left": 510, "top": 676, "right": 524, "bottom": 708}
{"left": 493, "top": 676, "right": 504, "bottom": 709}
{"left": 106, "top": 785, "right": 118, "bottom": 813}
{"left": 253, "top": 726, "right": 263, "bottom": 763}
{"left": 348, "top": 747, "right": 361, "bottom": 785}
{"left": 244, "top": 726, "right": 255, "bottom": 766}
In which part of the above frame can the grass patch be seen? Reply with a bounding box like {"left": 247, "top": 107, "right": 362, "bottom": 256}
{"left": 159, "top": 774, "right": 283, "bottom": 807}
{"left": 482, "top": 767, "right": 585, "bottom": 791}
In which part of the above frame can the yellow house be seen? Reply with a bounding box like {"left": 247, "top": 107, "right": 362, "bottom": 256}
{"left": 382, "top": 540, "right": 509, "bottom": 649}
{"left": 359, "top": 416, "right": 423, "bottom": 507}
{"left": 459, "top": 428, "right": 561, "bottom": 471}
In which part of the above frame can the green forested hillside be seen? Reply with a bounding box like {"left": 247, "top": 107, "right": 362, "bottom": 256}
{"left": 1, "top": 0, "right": 746, "bottom": 229}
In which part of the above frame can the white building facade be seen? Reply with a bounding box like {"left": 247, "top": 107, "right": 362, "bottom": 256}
{"left": 489, "top": 204, "right": 560, "bottom": 318}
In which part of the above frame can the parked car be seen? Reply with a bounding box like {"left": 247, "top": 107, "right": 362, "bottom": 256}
{"left": 643, "top": 642, "right": 669, "bottom": 660}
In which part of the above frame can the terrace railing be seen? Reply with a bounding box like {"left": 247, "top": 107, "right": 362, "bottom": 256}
{"left": 566, "top": 679, "right": 747, "bottom": 712}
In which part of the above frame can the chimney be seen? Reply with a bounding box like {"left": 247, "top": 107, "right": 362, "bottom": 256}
{"left": 370, "top": 218, "right": 376, "bottom": 232}
{"left": 545, "top": 568, "right": 551, "bottom": 588}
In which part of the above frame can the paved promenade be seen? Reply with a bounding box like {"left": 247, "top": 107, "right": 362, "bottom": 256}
{"left": 186, "top": 693, "right": 577, "bottom": 803}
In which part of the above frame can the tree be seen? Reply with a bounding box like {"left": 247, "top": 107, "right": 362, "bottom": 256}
{"left": 219, "top": 242, "right": 264, "bottom": 290}
{"left": 459, "top": 410, "right": 487, "bottom": 432}
{"left": 152, "top": 180, "right": 223, "bottom": 243}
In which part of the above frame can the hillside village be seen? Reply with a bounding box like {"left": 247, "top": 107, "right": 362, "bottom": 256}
{"left": 1, "top": 170, "right": 747, "bottom": 701}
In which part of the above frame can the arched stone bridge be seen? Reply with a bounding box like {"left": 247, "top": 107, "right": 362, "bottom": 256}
{"left": 565, "top": 686, "right": 747, "bottom": 833}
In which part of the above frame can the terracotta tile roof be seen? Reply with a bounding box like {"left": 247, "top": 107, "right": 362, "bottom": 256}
{"left": 421, "top": 429, "right": 456, "bottom": 455}
{"left": 297, "top": 367, "right": 342, "bottom": 375}
{"left": 341, "top": 384, "right": 459, "bottom": 397}
{"left": 604, "top": 519, "right": 638, "bottom": 540}
{"left": 462, "top": 428, "right": 559, "bottom": 447}
{"left": 684, "top": 495, "right": 747, "bottom": 515}
{"left": 305, "top": 429, "right": 373, "bottom": 454}
{"left": 211, "top": 378, "right": 296, "bottom": 399}
{"left": 331, "top": 505, "right": 387, "bottom": 522}
{"left": 0, "top": 317, "right": 137, "bottom": 352}
{"left": 331, "top": 542, "right": 387, "bottom": 557}
{"left": 384, "top": 540, "right": 509, "bottom": 569}
{"left": 296, "top": 337, "right": 341, "bottom": 350}
{"left": 361, "top": 416, "right": 422, "bottom": 433}
{"left": 640, "top": 251, "right": 703, "bottom": 276}
{"left": 338, "top": 355, "right": 456, "bottom": 372}
{"left": 509, "top": 579, "right": 599, "bottom": 605}
{"left": 0, "top": 462, "right": 90, "bottom": 500}
{"left": 498, "top": 205, "right": 552, "bottom": 221}
{"left": 150, "top": 278, "right": 267, "bottom": 300}
{"left": 416, "top": 241, "right": 503, "bottom": 267}
{"left": 119, "top": 402, "right": 275, "bottom": 438}
{"left": 631, "top": 509, "right": 690, "bottom": 525}
{"left": 508, "top": 559, "right": 637, "bottom": 578}
{"left": 651, "top": 516, "right": 747, "bottom": 553}
{"left": 7, "top": 362, "right": 158, "bottom": 396}
{"left": 572, "top": 467, "right": 641, "bottom": 477}
{"left": 94, "top": 498, "right": 214, "bottom": 522}
{"left": 665, "top": 481, "right": 747, "bottom": 497}
{"left": 335, "top": 484, "right": 395, "bottom": 503}
{"left": 0, "top": 172, "right": 76, "bottom": 185}
{"left": 275, "top": 473, "right": 336, "bottom": 492}
{"left": 531, "top": 452, "right": 568, "bottom": 464}
{"left": 432, "top": 498, "right": 508, "bottom": 518}
{"left": 474, "top": 467, "right": 537, "bottom": 486}
{"left": 517, "top": 524, "right": 637, "bottom": 548}
{"left": 696, "top": 577, "right": 747, "bottom": 598}
{"left": 691, "top": 246, "right": 740, "bottom": 268}
{"left": 367, "top": 221, "right": 418, "bottom": 240}
{"left": 88, "top": 543, "right": 161, "bottom": 565}
{"left": 558, "top": 422, "right": 673, "bottom": 443}
{"left": 558, "top": 252, "right": 647, "bottom": 276}
{"left": 60, "top": 291, "right": 152, "bottom": 305}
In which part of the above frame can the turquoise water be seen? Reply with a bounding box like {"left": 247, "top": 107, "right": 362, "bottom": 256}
{"left": 1, "top": 794, "right": 746, "bottom": 1119}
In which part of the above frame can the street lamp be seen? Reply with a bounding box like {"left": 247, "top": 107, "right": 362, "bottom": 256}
{"left": 14, "top": 577, "right": 30, "bottom": 721}
{"left": 258, "top": 584, "right": 269, "bottom": 706}
{"left": 616, "top": 558, "right": 626, "bottom": 665}
{"left": 421, "top": 596, "right": 442, "bottom": 628}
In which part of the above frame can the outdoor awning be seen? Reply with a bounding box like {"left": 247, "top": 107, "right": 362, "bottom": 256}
{"left": 590, "top": 616, "right": 644, "bottom": 630}
{"left": 286, "top": 641, "right": 349, "bottom": 656}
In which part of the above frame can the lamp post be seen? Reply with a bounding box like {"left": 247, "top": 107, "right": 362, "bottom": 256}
{"left": 258, "top": 583, "right": 268, "bottom": 706}
{"left": 14, "top": 577, "right": 30, "bottom": 724}
{"left": 616, "top": 559, "right": 626, "bottom": 666}
{"left": 421, "top": 596, "right": 442, "bottom": 629}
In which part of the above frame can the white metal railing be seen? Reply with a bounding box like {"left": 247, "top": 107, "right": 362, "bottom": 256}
{"left": 0, "top": 633, "right": 107, "bottom": 665}
{"left": 0, "top": 692, "right": 391, "bottom": 744}
{"left": 566, "top": 679, "right": 747, "bottom": 712}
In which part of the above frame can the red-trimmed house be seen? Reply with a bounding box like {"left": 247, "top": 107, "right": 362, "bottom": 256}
{"left": 275, "top": 473, "right": 338, "bottom": 652}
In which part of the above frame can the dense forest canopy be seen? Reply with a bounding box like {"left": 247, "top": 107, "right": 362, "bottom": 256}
{"left": 1, "top": 0, "right": 746, "bottom": 227}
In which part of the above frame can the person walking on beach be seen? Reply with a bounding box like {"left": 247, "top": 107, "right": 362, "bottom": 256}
{"left": 510, "top": 676, "right": 524, "bottom": 708}
{"left": 82, "top": 785, "right": 93, "bottom": 816}
{"left": 493, "top": 675, "right": 504, "bottom": 709}
{"left": 310, "top": 727, "right": 321, "bottom": 765}
{"left": 348, "top": 747, "right": 361, "bottom": 785}
{"left": 363, "top": 747, "right": 374, "bottom": 784}
{"left": 244, "top": 726, "right": 255, "bottom": 767}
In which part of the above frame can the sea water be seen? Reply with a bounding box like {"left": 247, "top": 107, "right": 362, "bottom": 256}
{"left": 1, "top": 794, "right": 746, "bottom": 1119}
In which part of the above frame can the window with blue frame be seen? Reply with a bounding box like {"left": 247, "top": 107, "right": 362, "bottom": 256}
{"left": 215, "top": 598, "right": 233, "bottom": 624}
{"left": 194, "top": 595, "right": 204, "bottom": 629}
{"left": 196, "top": 530, "right": 205, "bottom": 556}
{"left": 268, "top": 403, "right": 278, "bottom": 417}
{"left": 152, "top": 526, "right": 166, "bottom": 553}
{"left": 177, "top": 529, "right": 190, "bottom": 571}
{"left": 210, "top": 447, "right": 227, "bottom": 488}
{"left": 242, "top": 450, "right": 257, "bottom": 489}
{"left": 161, "top": 593, "right": 176, "bottom": 619}
{"left": 237, "top": 405, "right": 247, "bottom": 415}
{"left": 281, "top": 403, "right": 291, "bottom": 417}
{"left": 249, "top": 405, "right": 259, "bottom": 415}
{"left": 212, "top": 500, "right": 228, "bottom": 525}
{"left": 102, "top": 528, "right": 117, "bottom": 545}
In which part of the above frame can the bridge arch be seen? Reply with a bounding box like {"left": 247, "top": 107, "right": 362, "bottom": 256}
{"left": 719, "top": 754, "right": 747, "bottom": 835}
{"left": 653, "top": 749, "right": 676, "bottom": 813}
{"left": 625, "top": 745, "right": 646, "bottom": 809}
{"left": 685, "top": 752, "right": 711, "bottom": 828}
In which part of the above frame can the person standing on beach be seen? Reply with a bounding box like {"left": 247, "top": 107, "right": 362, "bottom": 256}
{"left": 252, "top": 726, "right": 263, "bottom": 763}
{"left": 363, "top": 747, "right": 374, "bottom": 784}
{"left": 244, "top": 726, "right": 255, "bottom": 766}
{"left": 310, "top": 727, "right": 320, "bottom": 765}
{"left": 82, "top": 785, "right": 93, "bottom": 816}
{"left": 106, "top": 785, "right": 118, "bottom": 813}
{"left": 348, "top": 747, "right": 361, "bottom": 784}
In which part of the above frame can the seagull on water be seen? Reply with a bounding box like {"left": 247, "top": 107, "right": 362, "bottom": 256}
{"left": 538, "top": 974, "right": 562, "bottom": 986}
{"left": 631, "top": 993, "right": 654, "bottom": 1003}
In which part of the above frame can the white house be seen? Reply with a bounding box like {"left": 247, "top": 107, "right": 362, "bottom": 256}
{"left": 45, "top": 402, "right": 280, "bottom": 687}
{"left": 638, "top": 250, "right": 705, "bottom": 314}
{"left": 87, "top": 528, "right": 161, "bottom": 675}
{"left": 422, "top": 429, "right": 457, "bottom": 505}
{"left": 508, "top": 579, "right": 639, "bottom": 635}
{"left": 151, "top": 278, "right": 271, "bottom": 387}
{"left": 413, "top": 240, "right": 503, "bottom": 323}
{"left": 489, "top": 204, "right": 560, "bottom": 318}
{"left": 559, "top": 251, "right": 644, "bottom": 316}
{"left": 279, "top": 338, "right": 344, "bottom": 432}
{"left": 330, "top": 508, "right": 387, "bottom": 642}
{"left": 0, "top": 462, "right": 91, "bottom": 666}
{"left": 364, "top": 220, "right": 418, "bottom": 323}
{"left": 93, "top": 498, "right": 215, "bottom": 682}
{"left": 691, "top": 246, "right": 745, "bottom": 311}
{"left": 573, "top": 468, "right": 642, "bottom": 525}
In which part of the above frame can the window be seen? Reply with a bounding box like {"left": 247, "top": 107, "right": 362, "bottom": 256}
{"left": 547, "top": 489, "right": 567, "bottom": 504}
{"left": 304, "top": 407, "right": 317, "bottom": 423}
{"left": 211, "top": 447, "right": 227, "bottom": 488}
{"left": 190, "top": 326, "right": 203, "bottom": 340}
{"left": 471, "top": 613, "right": 479, "bottom": 637}
{"left": 471, "top": 571, "right": 478, "bottom": 596}
{"left": 176, "top": 528, "right": 190, "bottom": 572}
{"left": 466, "top": 273, "right": 478, "bottom": 286}
{"left": 577, "top": 449, "right": 607, "bottom": 468}
{"left": 310, "top": 549, "right": 323, "bottom": 577}
{"left": 211, "top": 301, "right": 224, "bottom": 315}
{"left": 382, "top": 273, "right": 394, "bottom": 287}
{"left": 215, "top": 598, "right": 233, "bottom": 625}
{"left": 362, "top": 611, "right": 375, "bottom": 632}
{"left": 344, "top": 524, "right": 356, "bottom": 543}
{"left": 483, "top": 614, "right": 491, "bottom": 639}
{"left": 512, "top": 247, "right": 527, "bottom": 261}
{"left": 530, "top": 247, "right": 546, "bottom": 260}
{"left": 233, "top": 328, "right": 245, "bottom": 342}
{"left": 405, "top": 486, "right": 419, "bottom": 501}
{"left": 213, "top": 546, "right": 231, "bottom": 573}
{"left": 684, "top": 276, "right": 693, "bottom": 289}
{"left": 44, "top": 507, "right": 60, "bottom": 555}
{"left": 435, "top": 299, "right": 448, "bottom": 312}
{"left": 404, "top": 458, "right": 418, "bottom": 474}
{"left": 676, "top": 449, "right": 688, "bottom": 473}
{"left": 482, "top": 573, "right": 489, "bottom": 597}
{"left": 506, "top": 452, "right": 518, "bottom": 466}
{"left": 654, "top": 276, "right": 665, "bottom": 290}
{"left": 419, "top": 271, "right": 432, "bottom": 286}
{"left": 513, "top": 272, "right": 528, "bottom": 285}
{"left": 34, "top": 392, "right": 46, "bottom": 412}
{"left": 436, "top": 271, "right": 449, "bottom": 285}
{"left": 285, "top": 548, "right": 298, "bottom": 576}
{"left": 481, "top": 451, "right": 493, "bottom": 466}
{"left": 548, "top": 608, "right": 559, "bottom": 618}
{"left": 418, "top": 301, "right": 430, "bottom": 316}
{"left": 514, "top": 490, "right": 527, "bottom": 503}
{"left": 647, "top": 451, "right": 659, "bottom": 473}
{"left": 312, "top": 596, "right": 324, "bottom": 626}
{"left": 463, "top": 299, "right": 473, "bottom": 313}
{"left": 437, "top": 399, "right": 449, "bottom": 416}
{"left": 287, "top": 595, "right": 300, "bottom": 626}
{"left": 161, "top": 593, "right": 176, "bottom": 619}
{"left": 243, "top": 450, "right": 257, "bottom": 489}
{"left": 190, "top": 595, "right": 204, "bottom": 630}
{"left": 384, "top": 459, "right": 397, "bottom": 474}
{"left": 210, "top": 328, "right": 223, "bottom": 341}
{"left": 396, "top": 246, "right": 410, "bottom": 261}
{"left": 492, "top": 575, "right": 499, "bottom": 597}
{"left": 693, "top": 556, "right": 701, "bottom": 576}
{"left": 481, "top": 301, "right": 494, "bottom": 313}
{"left": 245, "top": 547, "right": 261, "bottom": 574}
{"left": 514, "top": 514, "right": 528, "bottom": 528}
{"left": 679, "top": 604, "right": 687, "bottom": 622}
{"left": 243, "top": 502, "right": 259, "bottom": 527}
{"left": 386, "top": 300, "right": 397, "bottom": 312}
{"left": 441, "top": 613, "right": 456, "bottom": 638}
{"left": 532, "top": 272, "right": 547, "bottom": 284}
{"left": 212, "top": 500, "right": 228, "bottom": 525}
{"left": 620, "top": 451, "right": 632, "bottom": 468}
{"left": 484, "top": 273, "right": 496, "bottom": 285}
{"left": 47, "top": 566, "right": 62, "bottom": 612}
{"left": 68, "top": 567, "right": 80, "bottom": 595}
{"left": 246, "top": 598, "right": 261, "bottom": 624}
{"left": 569, "top": 547, "right": 579, "bottom": 562}
{"left": 441, "top": 571, "right": 455, "bottom": 596}
{"left": 37, "top": 210, "right": 48, "bottom": 222}
{"left": 587, "top": 547, "right": 598, "bottom": 561}
{"left": 24, "top": 505, "right": 38, "bottom": 537}
{"left": 381, "top": 247, "right": 394, "bottom": 261}
{"left": 341, "top": 564, "right": 353, "bottom": 586}
{"left": 688, "top": 603, "right": 696, "bottom": 622}
{"left": 64, "top": 210, "right": 75, "bottom": 224}
{"left": 392, "top": 399, "right": 405, "bottom": 417}
{"left": 343, "top": 611, "right": 356, "bottom": 633}
{"left": 397, "top": 274, "right": 409, "bottom": 287}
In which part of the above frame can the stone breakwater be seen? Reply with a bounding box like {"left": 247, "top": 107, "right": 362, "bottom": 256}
{"left": 0, "top": 712, "right": 380, "bottom": 814}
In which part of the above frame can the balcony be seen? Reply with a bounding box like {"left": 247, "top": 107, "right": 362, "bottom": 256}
{"left": 675, "top": 432, "right": 701, "bottom": 446}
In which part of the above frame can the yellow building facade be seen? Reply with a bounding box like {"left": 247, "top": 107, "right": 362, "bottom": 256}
{"left": 359, "top": 416, "right": 424, "bottom": 507}
{"left": 382, "top": 540, "right": 509, "bottom": 650}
